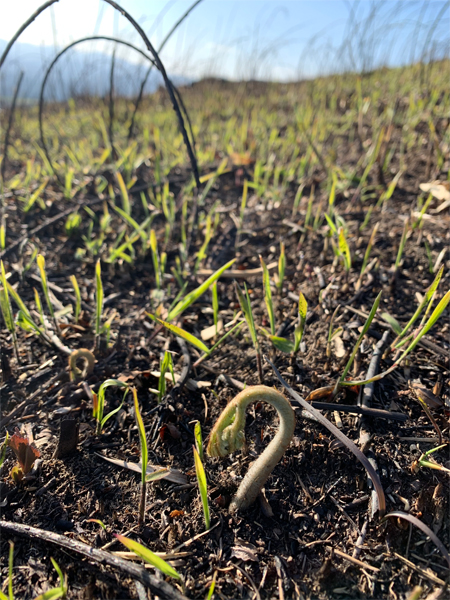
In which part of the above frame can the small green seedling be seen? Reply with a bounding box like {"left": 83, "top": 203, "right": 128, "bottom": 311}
{"left": 205, "top": 572, "right": 217, "bottom": 600}
{"left": 115, "top": 171, "right": 130, "bottom": 216}
{"left": 0, "top": 541, "right": 14, "bottom": 600}
{"left": 33, "top": 558, "right": 67, "bottom": 600}
{"left": 193, "top": 445, "right": 210, "bottom": 530}
{"left": 114, "top": 534, "right": 181, "bottom": 579}
{"left": 0, "top": 543, "right": 67, "bottom": 600}
{"left": 133, "top": 387, "right": 148, "bottom": 525}
{"left": 327, "top": 171, "right": 337, "bottom": 218}
{"left": 412, "top": 192, "right": 433, "bottom": 230}
{"left": 292, "top": 182, "right": 304, "bottom": 217}
{"left": 158, "top": 350, "right": 175, "bottom": 402}
{"left": 424, "top": 241, "right": 434, "bottom": 274}
{"left": 391, "top": 218, "right": 409, "bottom": 286}
{"left": 69, "top": 274, "right": 81, "bottom": 323}
{"left": 340, "top": 285, "right": 450, "bottom": 389}
{"left": 95, "top": 259, "right": 103, "bottom": 348}
{"left": 335, "top": 292, "right": 382, "bottom": 393}
{"left": 356, "top": 222, "right": 379, "bottom": 289}
{"left": 0, "top": 261, "right": 19, "bottom": 362}
{"left": 389, "top": 266, "right": 444, "bottom": 350}
{"left": 93, "top": 379, "right": 128, "bottom": 435}
{"left": 235, "top": 281, "right": 263, "bottom": 383}
{"left": 338, "top": 227, "right": 351, "bottom": 274}
{"left": 376, "top": 169, "right": 402, "bottom": 208}
{"left": 147, "top": 314, "right": 244, "bottom": 368}
{"left": 87, "top": 519, "right": 107, "bottom": 531}
{"left": 261, "top": 291, "right": 308, "bottom": 355}
{"left": 194, "top": 421, "right": 204, "bottom": 461}
{"left": 0, "top": 432, "right": 9, "bottom": 470}
{"left": 166, "top": 259, "right": 236, "bottom": 323}
{"left": 236, "top": 179, "right": 249, "bottom": 248}
{"left": 149, "top": 229, "right": 164, "bottom": 289}
{"left": 37, "top": 254, "right": 58, "bottom": 334}
{"left": 412, "top": 444, "right": 450, "bottom": 475}
{"left": 260, "top": 256, "right": 275, "bottom": 335}
{"left": 274, "top": 242, "right": 285, "bottom": 293}
{"left": 33, "top": 288, "right": 45, "bottom": 328}
{"left": 212, "top": 281, "right": 219, "bottom": 336}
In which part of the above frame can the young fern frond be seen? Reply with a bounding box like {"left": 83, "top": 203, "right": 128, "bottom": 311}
{"left": 207, "top": 385, "right": 295, "bottom": 512}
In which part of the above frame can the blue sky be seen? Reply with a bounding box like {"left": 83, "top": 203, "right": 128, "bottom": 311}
{"left": 1, "top": 1, "right": 449, "bottom": 80}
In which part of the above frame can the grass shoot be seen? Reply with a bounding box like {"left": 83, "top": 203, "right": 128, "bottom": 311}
{"left": 193, "top": 445, "right": 210, "bottom": 530}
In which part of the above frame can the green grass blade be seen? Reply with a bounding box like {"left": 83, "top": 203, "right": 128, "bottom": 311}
{"left": 148, "top": 315, "right": 210, "bottom": 354}
{"left": 193, "top": 446, "right": 210, "bottom": 530}
{"left": 338, "top": 227, "right": 351, "bottom": 272}
{"left": 235, "top": 282, "right": 258, "bottom": 350}
{"left": 33, "top": 588, "right": 65, "bottom": 600}
{"left": 95, "top": 260, "right": 103, "bottom": 338}
{"left": 49, "top": 558, "right": 65, "bottom": 592}
{"left": 145, "top": 468, "right": 170, "bottom": 483}
{"left": 381, "top": 312, "right": 402, "bottom": 335}
{"left": 426, "top": 264, "right": 444, "bottom": 302}
{"left": 24, "top": 178, "right": 48, "bottom": 213}
{"left": 212, "top": 281, "right": 219, "bottom": 335}
{"left": 0, "top": 287, "right": 14, "bottom": 333}
{"left": 167, "top": 259, "right": 236, "bottom": 322}
{"left": 0, "top": 432, "right": 10, "bottom": 470}
{"left": 395, "top": 290, "right": 450, "bottom": 364}
{"left": 33, "top": 288, "right": 45, "bottom": 328}
{"left": 340, "top": 292, "right": 382, "bottom": 382}
{"left": 277, "top": 242, "right": 285, "bottom": 292}
{"left": 208, "top": 320, "right": 245, "bottom": 354}
{"left": 96, "top": 379, "right": 128, "bottom": 433}
{"left": 8, "top": 541, "right": 14, "bottom": 600}
{"left": 394, "top": 219, "right": 409, "bottom": 269}
{"left": 294, "top": 291, "right": 308, "bottom": 353}
{"left": 194, "top": 421, "right": 203, "bottom": 461}
{"left": 360, "top": 222, "right": 379, "bottom": 277}
{"left": 113, "top": 205, "right": 151, "bottom": 242}
{"left": 260, "top": 256, "right": 275, "bottom": 335}
{"left": 159, "top": 351, "right": 174, "bottom": 401}
{"left": 328, "top": 171, "right": 337, "bottom": 211}
{"left": 100, "top": 400, "right": 124, "bottom": 430}
{"left": 270, "top": 335, "right": 295, "bottom": 353}
{"left": 395, "top": 265, "right": 444, "bottom": 341}
{"left": 205, "top": 574, "right": 217, "bottom": 600}
{"left": 132, "top": 388, "right": 148, "bottom": 486}
{"left": 115, "top": 172, "right": 130, "bottom": 216}
{"left": 114, "top": 534, "right": 181, "bottom": 579}
{"left": 37, "top": 254, "right": 55, "bottom": 320}
{"left": 149, "top": 229, "right": 161, "bottom": 289}
{"left": 69, "top": 275, "right": 81, "bottom": 323}
{"left": 16, "top": 309, "right": 42, "bottom": 335}
{"left": 324, "top": 212, "right": 337, "bottom": 234}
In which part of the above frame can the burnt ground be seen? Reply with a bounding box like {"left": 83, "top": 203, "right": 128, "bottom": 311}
{"left": 1, "top": 85, "right": 450, "bottom": 600}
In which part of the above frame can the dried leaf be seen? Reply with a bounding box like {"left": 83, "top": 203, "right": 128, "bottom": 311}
{"left": 8, "top": 433, "right": 40, "bottom": 474}
{"left": 333, "top": 336, "right": 346, "bottom": 358}
{"left": 201, "top": 320, "right": 223, "bottom": 341}
{"left": 419, "top": 181, "right": 450, "bottom": 202}
{"left": 95, "top": 453, "right": 187, "bottom": 484}
{"left": 231, "top": 545, "right": 259, "bottom": 562}
{"left": 229, "top": 152, "right": 255, "bottom": 166}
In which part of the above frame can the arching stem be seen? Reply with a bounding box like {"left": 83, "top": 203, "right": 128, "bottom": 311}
{"left": 69, "top": 348, "right": 95, "bottom": 382}
{"left": 207, "top": 385, "right": 295, "bottom": 512}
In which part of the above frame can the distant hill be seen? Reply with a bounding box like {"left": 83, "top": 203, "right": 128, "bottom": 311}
{"left": 0, "top": 39, "right": 191, "bottom": 104}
